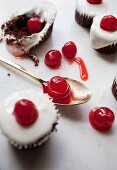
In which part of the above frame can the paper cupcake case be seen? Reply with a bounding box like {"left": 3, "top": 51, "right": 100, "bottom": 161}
{"left": 6, "top": 114, "right": 60, "bottom": 150}
{"left": 96, "top": 43, "right": 117, "bottom": 54}
{"left": 10, "top": 133, "right": 51, "bottom": 149}
{"left": 112, "top": 76, "right": 117, "bottom": 101}
{"left": 75, "top": 10, "right": 93, "bottom": 28}
{"left": 9, "top": 107, "right": 60, "bottom": 150}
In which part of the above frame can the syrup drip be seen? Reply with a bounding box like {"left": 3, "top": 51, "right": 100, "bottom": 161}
{"left": 14, "top": 53, "right": 39, "bottom": 66}
{"left": 74, "top": 57, "right": 88, "bottom": 81}
{"left": 14, "top": 55, "right": 25, "bottom": 60}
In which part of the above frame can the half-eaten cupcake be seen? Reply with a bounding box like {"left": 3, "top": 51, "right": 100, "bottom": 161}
{"left": 1, "top": 1, "right": 57, "bottom": 66}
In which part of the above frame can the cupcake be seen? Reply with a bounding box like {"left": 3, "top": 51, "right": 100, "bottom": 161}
{"left": 0, "top": 90, "right": 59, "bottom": 149}
{"left": 75, "top": 0, "right": 108, "bottom": 28}
{"left": 90, "top": 14, "right": 117, "bottom": 53}
{"left": 1, "top": 1, "right": 57, "bottom": 65}
{"left": 112, "top": 74, "right": 117, "bottom": 100}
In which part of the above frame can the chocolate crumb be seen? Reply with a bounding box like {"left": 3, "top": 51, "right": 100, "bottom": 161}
{"left": 29, "top": 53, "right": 39, "bottom": 66}
{"left": 7, "top": 73, "right": 10, "bottom": 76}
{"left": 52, "top": 122, "right": 58, "bottom": 132}
{"left": 0, "top": 37, "right": 3, "bottom": 42}
{"left": 1, "top": 24, "right": 5, "bottom": 30}
{"left": 6, "top": 38, "right": 15, "bottom": 44}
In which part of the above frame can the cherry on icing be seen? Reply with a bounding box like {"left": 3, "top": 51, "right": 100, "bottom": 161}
{"left": 87, "top": 0, "right": 102, "bottom": 4}
{"left": 13, "top": 99, "right": 38, "bottom": 126}
{"left": 44, "top": 50, "right": 62, "bottom": 68}
{"left": 62, "top": 41, "right": 77, "bottom": 59}
{"left": 43, "top": 76, "right": 71, "bottom": 104}
{"left": 27, "top": 17, "right": 42, "bottom": 33}
{"left": 89, "top": 107, "right": 115, "bottom": 131}
{"left": 100, "top": 15, "right": 117, "bottom": 32}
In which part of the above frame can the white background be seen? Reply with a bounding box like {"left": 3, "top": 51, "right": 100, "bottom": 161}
{"left": 0, "top": 0, "right": 117, "bottom": 170}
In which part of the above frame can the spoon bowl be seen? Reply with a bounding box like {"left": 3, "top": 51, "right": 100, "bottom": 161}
{"left": 65, "top": 78, "right": 91, "bottom": 106}
{"left": 0, "top": 56, "right": 92, "bottom": 106}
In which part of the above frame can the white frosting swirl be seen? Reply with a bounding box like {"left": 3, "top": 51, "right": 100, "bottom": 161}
{"left": 90, "top": 14, "right": 117, "bottom": 49}
{"left": 0, "top": 90, "right": 58, "bottom": 145}
{"left": 75, "top": 0, "right": 108, "bottom": 17}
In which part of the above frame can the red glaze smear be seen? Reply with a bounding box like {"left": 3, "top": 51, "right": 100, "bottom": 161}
{"left": 74, "top": 57, "right": 88, "bottom": 81}
{"left": 14, "top": 55, "right": 25, "bottom": 59}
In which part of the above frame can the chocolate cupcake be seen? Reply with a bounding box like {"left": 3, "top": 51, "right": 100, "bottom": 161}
{"left": 112, "top": 74, "right": 117, "bottom": 101}
{"left": 1, "top": 1, "right": 57, "bottom": 65}
{"left": 90, "top": 14, "right": 117, "bottom": 53}
{"left": 75, "top": 0, "right": 108, "bottom": 28}
{"left": 0, "top": 90, "right": 59, "bottom": 149}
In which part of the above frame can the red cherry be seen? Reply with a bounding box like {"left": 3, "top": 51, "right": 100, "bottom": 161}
{"left": 89, "top": 107, "right": 115, "bottom": 131}
{"left": 87, "top": 0, "right": 102, "bottom": 4}
{"left": 44, "top": 50, "right": 62, "bottom": 68}
{"left": 13, "top": 99, "right": 38, "bottom": 126}
{"left": 49, "top": 76, "right": 69, "bottom": 93}
{"left": 27, "top": 17, "right": 42, "bottom": 33}
{"left": 45, "top": 76, "right": 71, "bottom": 104}
{"left": 62, "top": 41, "right": 77, "bottom": 59}
{"left": 100, "top": 15, "right": 117, "bottom": 32}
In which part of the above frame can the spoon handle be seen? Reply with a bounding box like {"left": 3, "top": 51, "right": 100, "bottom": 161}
{"left": 0, "top": 56, "right": 44, "bottom": 84}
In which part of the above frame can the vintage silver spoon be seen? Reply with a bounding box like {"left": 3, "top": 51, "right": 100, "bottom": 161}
{"left": 0, "top": 56, "right": 92, "bottom": 106}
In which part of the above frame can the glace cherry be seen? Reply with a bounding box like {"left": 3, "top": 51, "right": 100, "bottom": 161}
{"left": 89, "top": 107, "right": 115, "bottom": 131}
{"left": 62, "top": 41, "right": 88, "bottom": 81}
{"left": 62, "top": 41, "right": 77, "bottom": 59}
{"left": 100, "top": 15, "right": 117, "bottom": 32}
{"left": 43, "top": 76, "right": 71, "bottom": 104}
{"left": 44, "top": 50, "right": 62, "bottom": 68}
{"left": 27, "top": 17, "right": 42, "bottom": 33}
{"left": 87, "top": 0, "right": 102, "bottom": 4}
{"left": 13, "top": 99, "right": 38, "bottom": 126}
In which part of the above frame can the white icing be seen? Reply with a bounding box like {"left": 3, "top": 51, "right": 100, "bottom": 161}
{"left": 90, "top": 14, "right": 117, "bottom": 49}
{"left": 76, "top": 0, "right": 108, "bottom": 17}
{"left": 2, "top": 1, "right": 57, "bottom": 53}
{"left": 0, "top": 90, "right": 58, "bottom": 145}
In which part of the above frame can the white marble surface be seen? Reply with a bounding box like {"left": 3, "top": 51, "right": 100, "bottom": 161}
{"left": 0, "top": 0, "right": 117, "bottom": 170}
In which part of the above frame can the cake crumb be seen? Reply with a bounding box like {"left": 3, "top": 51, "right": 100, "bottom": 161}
{"left": 7, "top": 73, "right": 10, "bottom": 76}
{"left": 0, "top": 37, "right": 3, "bottom": 42}
{"left": 29, "top": 53, "right": 39, "bottom": 66}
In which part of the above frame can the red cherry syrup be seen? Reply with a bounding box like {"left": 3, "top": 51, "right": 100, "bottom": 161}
{"left": 62, "top": 41, "right": 88, "bottom": 81}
